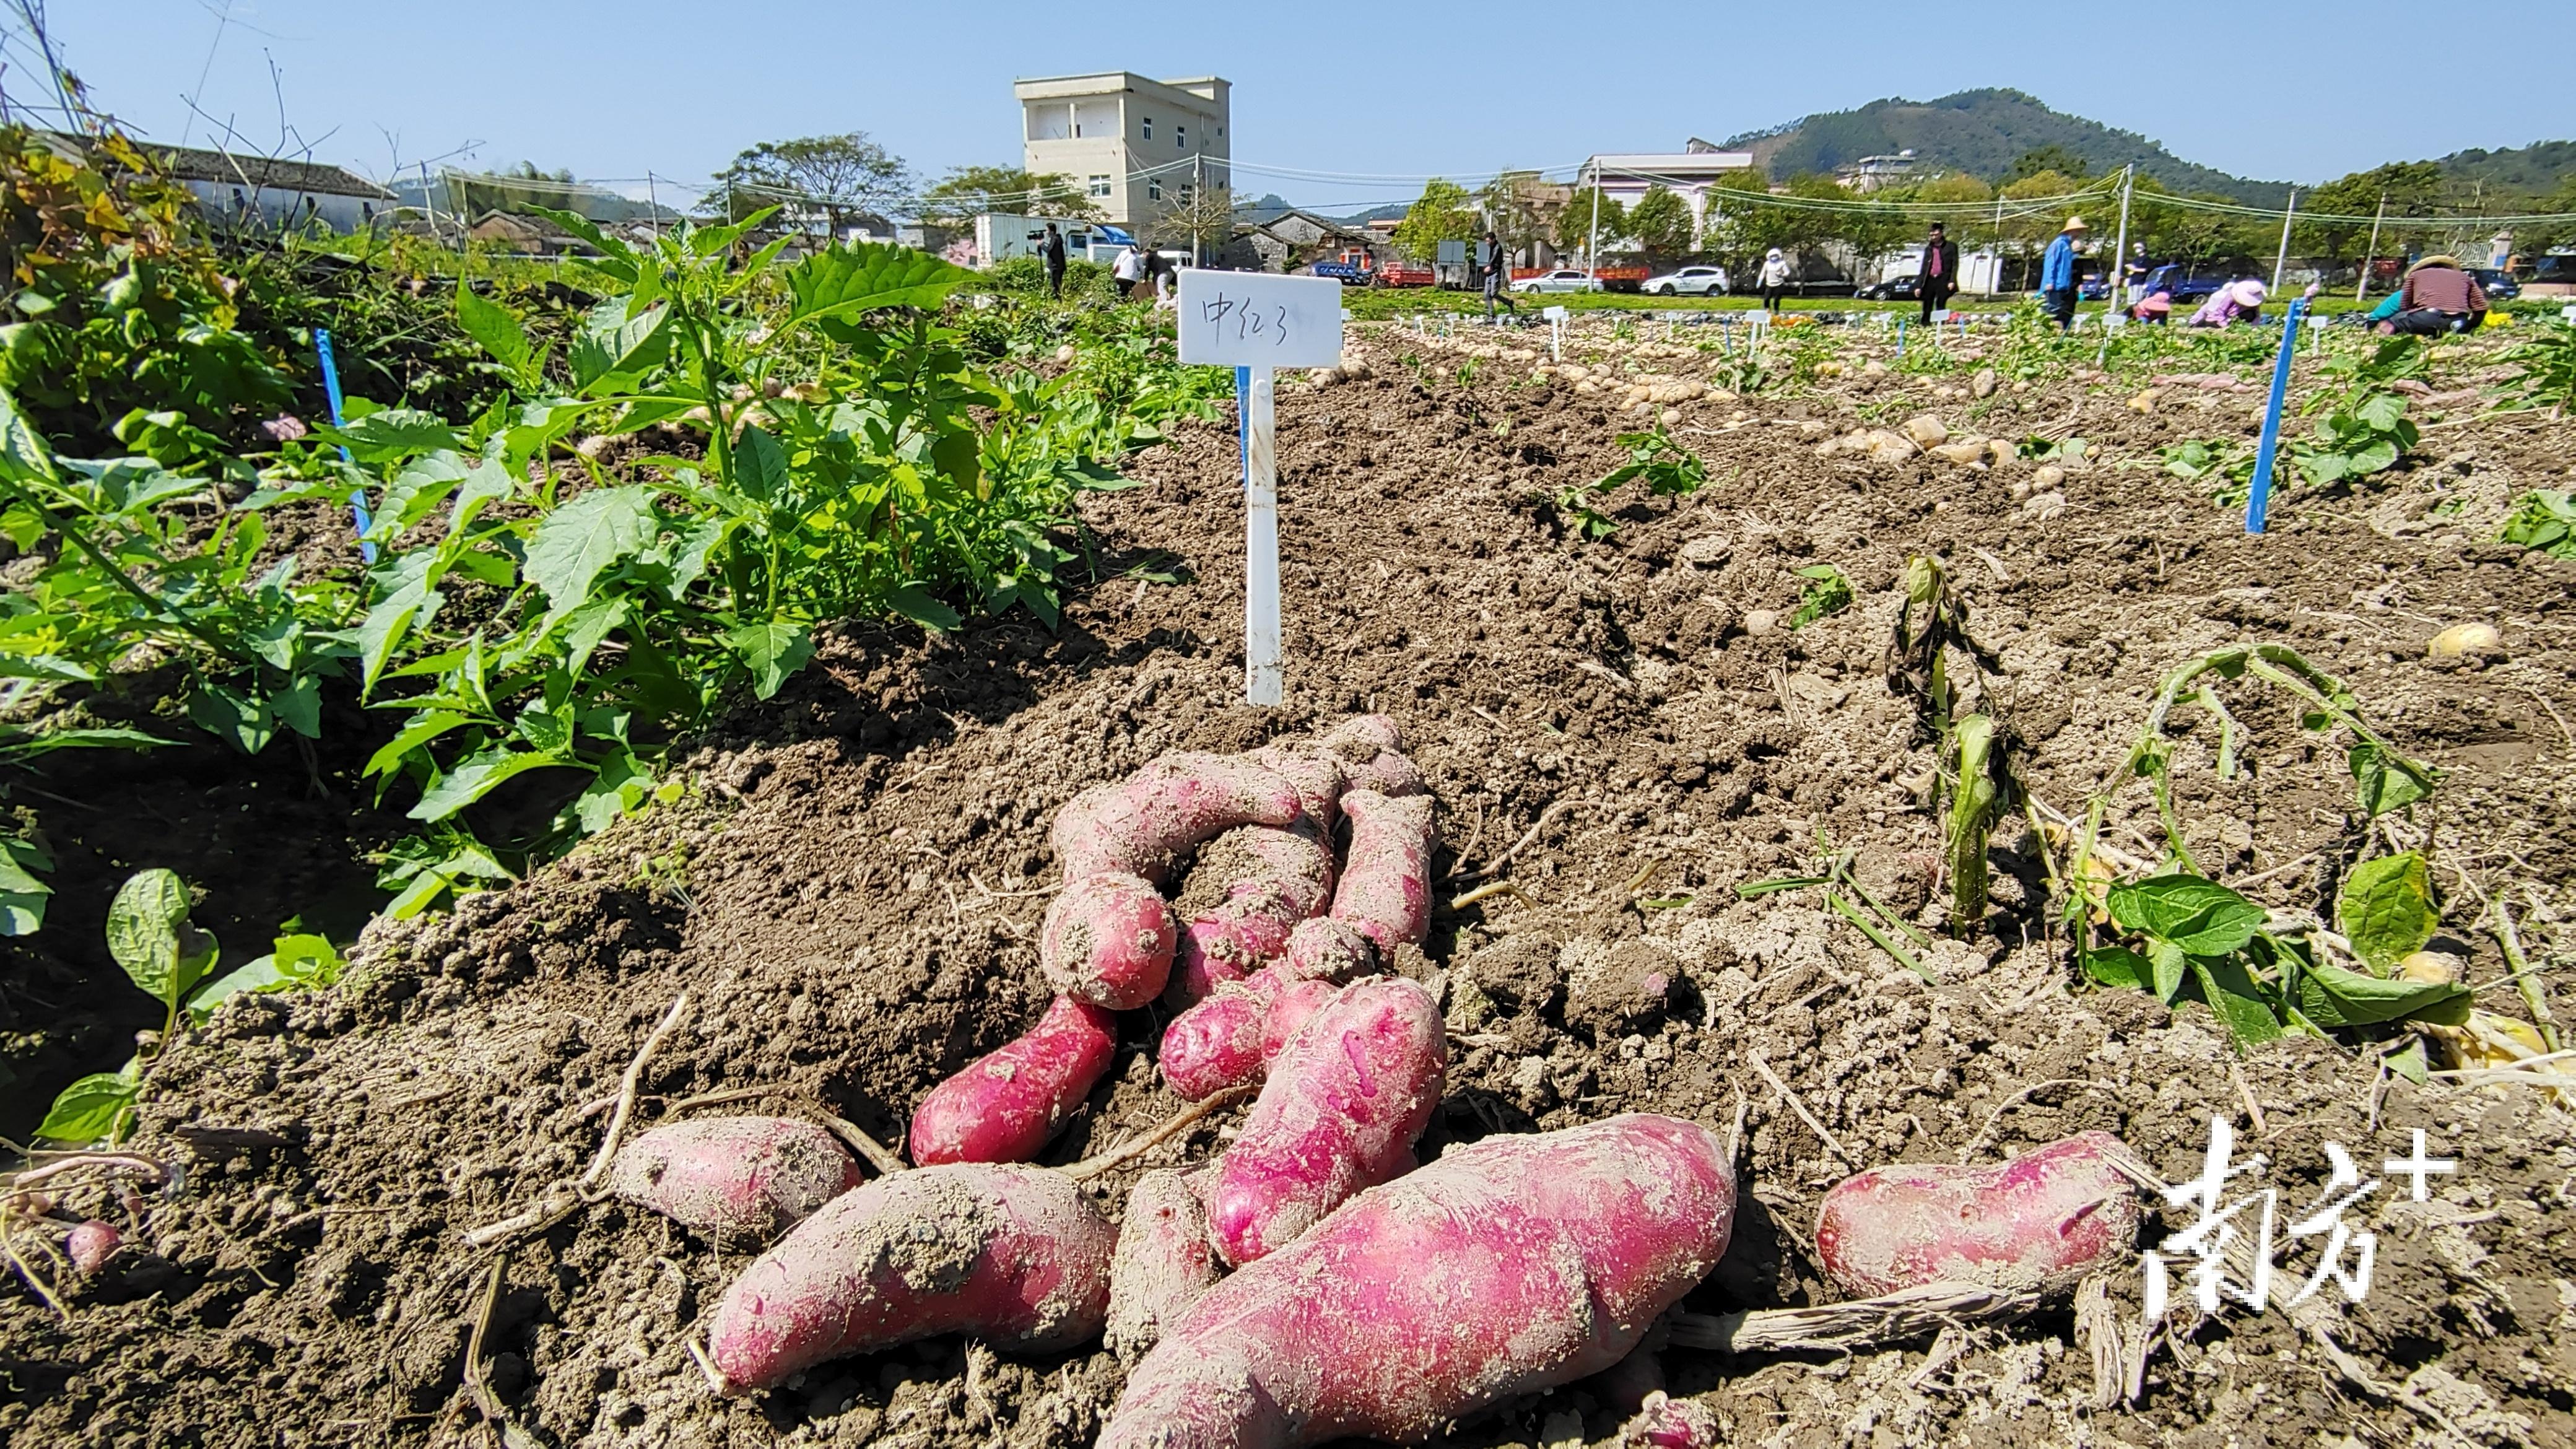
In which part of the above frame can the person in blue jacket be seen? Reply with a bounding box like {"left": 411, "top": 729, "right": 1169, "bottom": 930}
{"left": 2040, "top": 217, "right": 2087, "bottom": 333}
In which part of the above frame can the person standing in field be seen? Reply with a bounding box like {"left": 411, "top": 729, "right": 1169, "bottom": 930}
{"left": 2040, "top": 217, "right": 2086, "bottom": 332}
{"left": 1481, "top": 232, "right": 1516, "bottom": 321}
{"left": 1112, "top": 244, "right": 1144, "bottom": 300}
{"left": 1758, "top": 248, "right": 1791, "bottom": 313}
{"left": 2122, "top": 242, "right": 2150, "bottom": 303}
{"left": 1916, "top": 222, "right": 1958, "bottom": 324}
{"left": 1042, "top": 222, "right": 1068, "bottom": 300}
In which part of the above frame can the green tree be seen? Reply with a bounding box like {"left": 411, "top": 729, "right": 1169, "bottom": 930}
{"left": 918, "top": 165, "right": 1102, "bottom": 224}
{"left": 2299, "top": 161, "right": 2445, "bottom": 268}
{"left": 500, "top": 161, "right": 575, "bottom": 183}
{"left": 710, "top": 133, "right": 912, "bottom": 233}
{"left": 1555, "top": 186, "right": 1629, "bottom": 258}
{"left": 1477, "top": 171, "right": 1551, "bottom": 264}
{"left": 1627, "top": 184, "right": 1694, "bottom": 261}
{"left": 1392, "top": 178, "right": 1479, "bottom": 262}
{"left": 2005, "top": 145, "right": 2090, "bottom": 185}
{"left": 1146, "top": 184, "right": 1240, "bottom": 264}
{"left": 1917, "top": 172, "right": 1995, "bottom": 204}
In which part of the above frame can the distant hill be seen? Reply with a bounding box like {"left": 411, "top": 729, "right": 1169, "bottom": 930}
{"left": 2431, "top": 140, "right": 2576, "bottom": 195}
{"left": 1723, "top": 89, "right": 2292, "bottom": 204}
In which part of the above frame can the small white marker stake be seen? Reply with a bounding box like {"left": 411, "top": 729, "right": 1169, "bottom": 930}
{"left": 1177, "top": 271, "right": 1343, "bottom": 708}
{"left": 1241, "top": 367, "right": 1283, "bottom": 705}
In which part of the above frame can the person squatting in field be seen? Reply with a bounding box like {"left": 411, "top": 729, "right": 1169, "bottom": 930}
{"left": 2189, "top": 278, "right": 2267, "bottom": 329}
{"left": 2377, "top": 255, "right": 2489, "bottom": 336}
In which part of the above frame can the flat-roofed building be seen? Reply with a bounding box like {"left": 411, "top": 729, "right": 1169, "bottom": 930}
{"left": 1015, "top": 72, "right": 1229, "bottom": 228}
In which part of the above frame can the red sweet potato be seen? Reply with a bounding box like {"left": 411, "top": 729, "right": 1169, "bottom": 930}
{"left": 1098, "top": 1114, "right": 1738, "bottom": 1448}
{"left": 607, "top": 1117, "right": 862, "bottom": 1243}
{"left": 708, "top": 1163, "right": 1114, "bottom": 1391}
{"left": 1105, "top": 1167, "right": 1221, "bottom": 1364}
{"left": 1813, "top": 1131, "right": 2143, "bottom": 1297}
{"left": 1053, "top": 753, "right": 1309, "bottom": 884}
{"left": 1167, "top": 824, "right": 1336, "bottom": 1007}
{"left": 1329, "top": 789, "right": 1435, "bottom": 957}
{"left": 1041, "top": 871, "right": 1177, "bottom": 1009}
{"left": 1206, "top": 977, "right": 1445, "bottom": 1266}
{"left": 67, "top": 1219, "right": 121, "bottom": 1274}
{"left": 910, "top": 995, "right": 1118, "bottom": 1166}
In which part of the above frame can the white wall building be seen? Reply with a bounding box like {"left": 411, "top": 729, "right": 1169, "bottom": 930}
{"left": 1015, "top": 72, "right": 1229, "bottom": 228}
{"left": 1583, "top": 149, "right": 1759, "bottom": 245}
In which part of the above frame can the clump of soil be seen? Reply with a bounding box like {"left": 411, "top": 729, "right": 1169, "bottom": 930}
{"left": 6, "top": 321, "right": 2574, "bottom": 1448}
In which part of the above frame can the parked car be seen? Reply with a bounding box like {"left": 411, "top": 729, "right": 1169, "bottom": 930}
{"left": 2126, "top": 263, "right": 2235, "bottom": 304}
{"left": 1643, "top": 264, "right": 1730, "bottom": 296}
{"left": 2468, "top": 267, "right": 2521, "bottom": 302}
{"left": 1856, "top": 276, "right": 1921, "bottom": 301}
{"left": 1510, "top": 268, "right": 1604, "bottom": 294}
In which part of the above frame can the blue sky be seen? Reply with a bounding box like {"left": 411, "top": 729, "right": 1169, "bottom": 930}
{"left": 45, "top": 1, "right": 2576, "bottom": 207}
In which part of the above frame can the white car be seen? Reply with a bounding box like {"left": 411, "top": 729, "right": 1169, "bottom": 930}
{"left": 1644, "top": 264, "right": 1730, "bottom": 296}
{"left": 1510, "top": 268, "right": 1604, "bottom": 294}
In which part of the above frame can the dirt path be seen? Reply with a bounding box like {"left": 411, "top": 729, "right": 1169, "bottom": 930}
{"left": 7, "top": 320, "right": 2572, "bottom": 1448}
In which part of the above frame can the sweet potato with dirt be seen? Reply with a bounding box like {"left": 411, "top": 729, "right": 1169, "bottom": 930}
{"left": 1156, "top": 970, "right": 1345, "bottom": 1103}
{"left": 910, "top": 995, "right": 1117, "bottom": 1166}
{"left": 1813, "top": 1131, "right": 2142, "bottom": 1297}
{"left": 1327, "top": 789, "right": 1436, "bottom": 956}
{"left": 1105, "top": 1168, "right": 1221, "bottom": 1363}
{"left": 1041, "top": 871, "right": 1177, "bottom": 1009}
{"left": 607, "top": 1117, "right": 862, "bottom": 1243}
{"left": 1099, "top": 1113, "right": 1738, "bottom": 1448}
{"left": 709, "top": 1162, "right": 1115, "bottom": 1391}
{"left": 1053, "top": 753, "right": 1309, "bottom": 884}
{"left": 1206, "top": 977, "right": 1445, "bottom": 1266}
{"left": 1166, "top": 824, "right": 1336, "bottom": 1007}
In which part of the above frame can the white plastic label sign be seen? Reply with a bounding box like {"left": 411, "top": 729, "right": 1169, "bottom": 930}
{"left": 1541, "top": 305, "right": 1569, "bottom": 321}
{"left": 1178, "top": 272, "right": 1344, "bottom": 369}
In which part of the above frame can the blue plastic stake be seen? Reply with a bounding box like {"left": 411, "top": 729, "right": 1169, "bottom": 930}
{"left": 2244, "top": 297, "right": 2308, "bottom": 535}
{"left": 313, "top": 329, "right": 376, "bottom": 564}
{"left": 1897, "top": 318, "right": 1906, "bottom": 355}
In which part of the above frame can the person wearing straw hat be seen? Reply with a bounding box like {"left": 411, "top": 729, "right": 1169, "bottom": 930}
{"left": 2040, "top": 216, "right": 2087, "bottom": 333}
{"left": 2188, "top": 277, "right": 2268, "bottom": 328}
{"left": 2378, "top": 255, "right": 2489, "bottom": 336}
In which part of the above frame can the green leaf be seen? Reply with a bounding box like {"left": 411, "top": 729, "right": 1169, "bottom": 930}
{"left": 572, "top": 752, "right": 651, "bottom": 835}
{"left": 512, "top": 703, "right": 573, "bottom": 755}
{"left": 2151, "top": 939, "right": 2189, "bottom": 1003}
{"left": 364, "top": 710, "right": 474, "bottom": 778}
{"left": 37, "top": 1063, "right": 139, "bottom": 1144}
{"left": 409, "top": 746, "right": 573, "bottom": 822}
{"left": 186, "top": 682, "right": 273, "bottom": 755}
{"left": 734, "top": 425, "right": 788, "bottom": 502}
{"left": 0, "top": 383, "right": 61, "bottom": 481}
{"left": 570, "top": 301, "right": 669, "bottom": 394}
{"left": 2107, "top": 875, "right": 2266, "bottom": 957}
{"left": 2191, "top": 955, "right": 2285, "bottom": 1046}
{"left": 321, "top": 408, "right": 464, "bottom": 464}
{"left": 365, "top": 451, "right": 469, "bottom": 543}
{"left": 2083, "top": 944, "right": 2153, "bottom": 990}
{"left": 271, "top": 674, "right": 321, "bottom": 739}
{"left": 188, "top": 933, "right": 344, "bottom": 1024}
{"left": 2336, "top": 851, "right": 2437, "bottom": 972}
{"left": 725, "top": 620, "right": 814, "bottom": 700}
{"left": 523, "top": 485, "right": 659, "bottom": 620}
{"left": 783, "top": 243, "right": 978, "bottom": 328}
{"left": 448, "top": 456, "right": 518, "bottom": 533}
{"left": 457, "top": 282, "right": 542, "bottom": 389}
{"left": 2354, "top": 390, "right": 2408, "bottom": 432}
{"left": 2385, "top": 1038, "right": 2430, "bottom": 1084}
{"left": 2295, "top": 956, "right": 2471, "bottom": 1028}
{"left": 557, "top": 594, "right": 628, "bottom": 681}
{"left": 347, "top": 581, "right": 444, "bottom": 697}
{"left": 0, "top": 842, "right": 51, "bottom": 936}
{"left": 186, "top": 953, "right": 289, "bottom": 1023}
{"left": 885, "top": 585, "right": 960, "bottom": 633}
{"left": 106, "top": 868, "right": 209, "bottom": 1007}
{"left": 2349, "top": 741, "right": 2433, "bottom": 817}
{"left": 1734, "top": 875, "right": 1831, "bottom": 897}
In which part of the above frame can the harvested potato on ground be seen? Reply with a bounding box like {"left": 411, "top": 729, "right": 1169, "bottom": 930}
{"left": 909, "top": 994, "right": 1117, "bottom": 1165}
{"left": 607, "top": 1117, "right": 861, "bottom": 1243}
{"left": 1207, "top": 977, "right": 1446, "bottom": 1266}
{"left": 1105, "top": 1168, "right": 1221, "bottom": 1363}
{"left": 1165, "top": 823, "right": 1335, "bottom": 1007}
{"left": 1041, "top": 871, "right": 1177, "bottom": 1009}
{"left": 708, "top": 1163, "right": 1114, "bottom": 1390}
{"left": 1099, "top": 1114, "right": 1738, "bottom": 1448}
{"left": 1053, "top": 752, "right": 1310, "bottom": 884}
{"left": 1329, "top": 789, "right": 1435, "bottom": 955}
{"left": 1813, "top": 1131, "right": 2141, "bottom": 1297}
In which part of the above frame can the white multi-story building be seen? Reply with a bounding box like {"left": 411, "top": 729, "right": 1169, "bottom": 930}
{"left": 1014, "top": 72, "right": 1229, "bottom": 228}
{"left": 1583, "top": 147, "right": 1760, "bottom": 245}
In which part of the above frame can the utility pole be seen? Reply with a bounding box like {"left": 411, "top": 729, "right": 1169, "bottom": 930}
{"left": 647, "top": 172, "right": 661, "bottom": 241}
{"left": 2271, "top": 188, "right": 2298, "bottom": 295}
{"left": 1585, "top": 159, "right": 1604, "bottom": 281}
{"left": 1194, "top": 150, "right": 1204, "bottom": 265}
{"left": 419, "top": 161, "right": 440, "bottom": 246}
{"left": 2109, "top": 165, "right": 2134, "bottom": 310}
{"left": 2356, "top": 191, "right": 2387, "bottom": 302}
{"left": 1990, "top": 193, "right": 2006, "bottom": 295}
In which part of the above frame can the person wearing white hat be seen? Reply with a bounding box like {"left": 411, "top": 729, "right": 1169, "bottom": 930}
{"left": 1757, "top": 248, "right": 1792, "bottom": 313}
{"left": 2040, "top": 216, "right": 2088, "bottom": 333}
